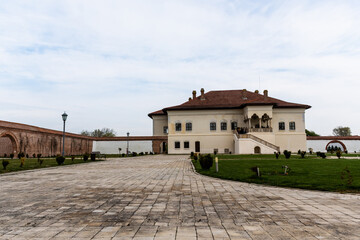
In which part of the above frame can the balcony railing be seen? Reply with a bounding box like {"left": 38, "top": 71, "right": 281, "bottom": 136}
{"left": 249, "top": 127, "right": 273, "bottom": 133}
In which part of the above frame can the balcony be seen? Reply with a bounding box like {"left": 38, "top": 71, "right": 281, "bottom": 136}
{"left": 249, "top": 127, "right": 273, "bottom": 133}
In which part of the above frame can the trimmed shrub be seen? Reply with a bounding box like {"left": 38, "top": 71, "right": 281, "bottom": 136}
{"left": 139, "top": 152, "right": 144, "bottom": 156}
{"left": 283, "top": 150, "right": 291, "bottom": 159}
{"left": 56, "top": 156, "right": 65, "bottom": 165}
{"left": 274, "top": 152, "right": 280, "bottom": 159}
{"left": 336, "top": 150, "right": 342, "bottom": 159}
{"left": 83, "top": 153, "right": 89, "bottom": 161}
{"left": 319, "top": 152, "right": 326, "bottom": 159}
{"left": 18, "top": 152, "right": 25, "bottom": 159}
{"left": 199, "top": 154, "right": 213, "bottom": 170}
{"left": 91, "top": 153, "right": 96, "bottom": 161}
{"left": 190, "top": 152, "right": 194, "bottom": 157}
{"left": 3, "top": 153, "right": 7, "bottom": 158}
{"left": 132, "top": 152, "right": 137, "bottom": 157}
{"left": 32, "top": 153, "right": 36, "bottom": 158}
{"left": 2, "top": 160, "right": 9, "bottom": 170}
{"left": 10, "top": 153, "right": 14, "bottom": 159}
{"left": 121, "top": 153, "right": 125, "bottom": 157}
{"left": 300, "top": 151, "right": 306, "bottom": 158}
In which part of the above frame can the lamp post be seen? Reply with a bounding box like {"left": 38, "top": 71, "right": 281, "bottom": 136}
{"left": 126, "top": 132, "right": 130, "bottom": 156}
{"left": 62, "top": 112, "right": 68, "bottom": 157}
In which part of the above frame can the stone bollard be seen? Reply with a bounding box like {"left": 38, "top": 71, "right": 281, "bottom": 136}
{"left": 215, "top": 157, "right": 218, "bottom": 173}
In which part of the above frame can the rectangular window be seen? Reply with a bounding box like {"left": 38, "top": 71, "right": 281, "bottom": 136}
{"left": 163, "top": 126, "right": 168, "bottom": 134}
{"left": 289, "top": 122, "right": 296, "bottom": 130}
{"left": 184, "top": 141, "right": 189, "bottom": 149}
{"left": 221, "top": 122, "right": 227, "bottom": 131}
{"left": 175, "top": 123, "right": 182, "bottom": 131}
{"left": 175, "top": 141, "right": 180, "bottom": 149}
{"left": 224, "top": 148, "right": 229, "bottom": 154}
{"left": 186, "top": 122, "right": 192, "bottom": 131}
{"left": 231, "top": 121, "right": 237, "bottom": 130}
{"left": 210, "top": 122, "right": 216, "bottom": 131}
{"left": 279, "top": 122, "right": 285, "bottom": 130}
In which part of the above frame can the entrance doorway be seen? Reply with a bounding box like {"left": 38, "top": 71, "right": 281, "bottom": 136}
{"left": 162, "top": 142, "right": 167, "bottom": 153}
{"left": 254, "top": 146, "right": 261, "bottom": 154}
{"left": 195, "top": 141, "right": 200, "bottom": 152}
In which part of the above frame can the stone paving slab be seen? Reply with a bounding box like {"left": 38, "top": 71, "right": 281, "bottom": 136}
{"left": 0, "top": 155, "right": 359, "bottom": 239}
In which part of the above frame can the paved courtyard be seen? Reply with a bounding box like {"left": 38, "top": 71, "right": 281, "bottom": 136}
{"left": 0, "top": 155, "right": 360, "bottom": 239}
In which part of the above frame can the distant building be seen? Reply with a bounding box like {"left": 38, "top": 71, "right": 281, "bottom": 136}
{"left": 149, "top": 88, "right": 311, "bottom": 154}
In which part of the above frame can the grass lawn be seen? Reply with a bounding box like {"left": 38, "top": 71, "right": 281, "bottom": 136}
{"left": 0, "top": 157, "right": 102, "bottom": 174}
{"left": 192, "top": 154, "right": 360, "bottom": 193}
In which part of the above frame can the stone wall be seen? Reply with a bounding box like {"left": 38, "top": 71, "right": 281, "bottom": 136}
{"left": 0, "top": 120, "right": 93, "bottom": 157}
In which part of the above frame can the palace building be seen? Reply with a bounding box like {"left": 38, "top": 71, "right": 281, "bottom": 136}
{"left": 149, "top": 88, "right": 311, "bottom": 154}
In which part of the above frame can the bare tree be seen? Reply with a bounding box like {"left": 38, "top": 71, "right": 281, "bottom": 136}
{"left": 333, "top": 126, "right": 351, "bottom": 136}
{"left": 80, "top": 128, "right": 116, "bottom": 137}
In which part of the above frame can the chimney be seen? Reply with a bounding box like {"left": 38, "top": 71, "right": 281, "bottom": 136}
{"left": 192, "top": 90, "right": 196, "bottom": 100}
{"left": 242, "top": 89, "right": 247, "bottom": 100}
{"left": 263, "top": 90, "right": 268, "bottom": 100}
{"left": 200, "top": 88, "right": 205, "bottom": 100}
{"left": 255, "top": 90, "right": 259, "bottom": 94}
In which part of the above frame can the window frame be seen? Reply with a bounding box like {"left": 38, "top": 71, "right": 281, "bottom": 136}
{"left": 210, "top": 122, "right": 216, "bottom": 131}
{"left": 184, "top": 141, "right": 190, "bottom": 149}
{"left": 174, "top": 141, "right": 181, "bottom": 149}
{"left": 231, "top": 121, "right": 238, "bottom": 130}
{"left": 289, "top": 121, "right": 296, "bottom": 130}
{"left": 221, "top": 121, "right": 227, "bottom": 131}
{"left": 163, "top": 126, "right": 168, "bottom": 134}
{"left": 279, "top": 122, "right": 285, "bottom": 131}
{"left": 185, "top": 122, "right": 192, "bottom": 131}
{"left": 175, "top": 122, "right": 182, "bottom": 132}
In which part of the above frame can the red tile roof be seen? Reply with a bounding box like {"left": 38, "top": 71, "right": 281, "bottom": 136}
{"left": 148, "top": 89, "right": 311, "bottom": 118}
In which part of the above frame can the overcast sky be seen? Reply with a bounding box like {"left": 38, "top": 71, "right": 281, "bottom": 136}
{"left": 1, "top": 0, "right": 359, "bottom": 136}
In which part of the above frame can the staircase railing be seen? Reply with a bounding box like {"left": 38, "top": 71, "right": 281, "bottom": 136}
{"left": 234, "top": 132, "right": 280, "bottom": 152}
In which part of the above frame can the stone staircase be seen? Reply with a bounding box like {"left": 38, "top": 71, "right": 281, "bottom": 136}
{"left": 234, "top": 132, "right": 280, "bottom": 152}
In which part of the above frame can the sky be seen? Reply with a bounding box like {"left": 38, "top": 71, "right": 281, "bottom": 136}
{"left": 0, "top": 0, "right": 359, "bottom": 136}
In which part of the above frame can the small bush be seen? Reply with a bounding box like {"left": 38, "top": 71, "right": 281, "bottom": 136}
{"left": 56, "top": 156, "right": 65, "bottom": 165}
{"left": 199, "top": 154, "right": 213, "bottom": 170}
{"left": 319, "top": 152, "right": 326, "bottom": 159}
{"left": 20, "top": 157, "right": 25, "bottom": 167}
{"left": 341, "top": 167, "right": 353, "bottom": 186}
{"left": 4, "top": 153, "right": 7, "bottom": 158}
{"left": 300, "top": 151, "right": 306, "bottom": 158}
{"left": 150, "top": 152, "right": 154, "bottom": 155}
{"left": 283, "top": 150, "right": 291, "bottom": 159}
{"left": 336, "top": 150, "right": 342, "bottom": 159}
{"left": 32, "top": 153, "right": 36, "bottom": 158}
{"left": 2, "top": 160, "right": 9, "bottom": 170}
{"left": 39, "top": 159, "right": 43, "bottom": 166}
{"left": 26, "top": 154, "right": 29, "bottom": 158}
{"left": 139, "top": 152, "right": 144, "bottom": 156}
{"left": 274, "top": 152, "right": 280, "bottom": 159}
{"left": 121, "top": 153, "right": 125, "bottom": 157}
{"left": 297, "top": 149, "right": 301, "bottom": 155}
{"left": 132, "top": 152, "right": 137, "bottom": 157}
{"left": 10, "top": 153, "right": 14, "bottom": 159}
{"left": 145, "top": 152, "right": 148, "bottom": 155}
{"left": 91, "top": 153, "right": 96, "bottom": 161}
{"left": 190, "top": 152, "right": 194, "bottom": 157}
{"left": 83, "top": 153, "right": 89, "bottom": 161}
{"left": 18, "top": 152, "right": 25, "bottom": 159}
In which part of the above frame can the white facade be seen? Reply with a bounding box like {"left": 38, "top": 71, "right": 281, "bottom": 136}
{"left": 92, "top": 141, "right": 152, "bottom": 154}
{"left": 150, "top": 89, "right": 310, "bottom": 155}
{"left": 307, "top": 139, "right": 360, "bottom": 153}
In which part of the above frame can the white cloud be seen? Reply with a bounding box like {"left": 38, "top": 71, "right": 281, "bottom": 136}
{"left": 0, "top": 0, "right": 360, "bottom": 136}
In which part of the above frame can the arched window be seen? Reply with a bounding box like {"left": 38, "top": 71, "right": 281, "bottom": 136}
{"left": 254, "top": 146, "right": 261, "bottom": 154}
{"left": 289, "top": 121, "right": 296, "bottom": 130}
{"left": 279, "top": 122, "right": 285, "bottom": 130}
{"left": 221, "top": 121, "right": 227, "bottom": 131}
{"left": 175, "top": 122, "right": 182, "bottom": 131}
{"left": 210, "top": 122, "right": 216, "bottom": 131}
{"left": 186, "top": 122, "right": 192, "bottom": 131}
